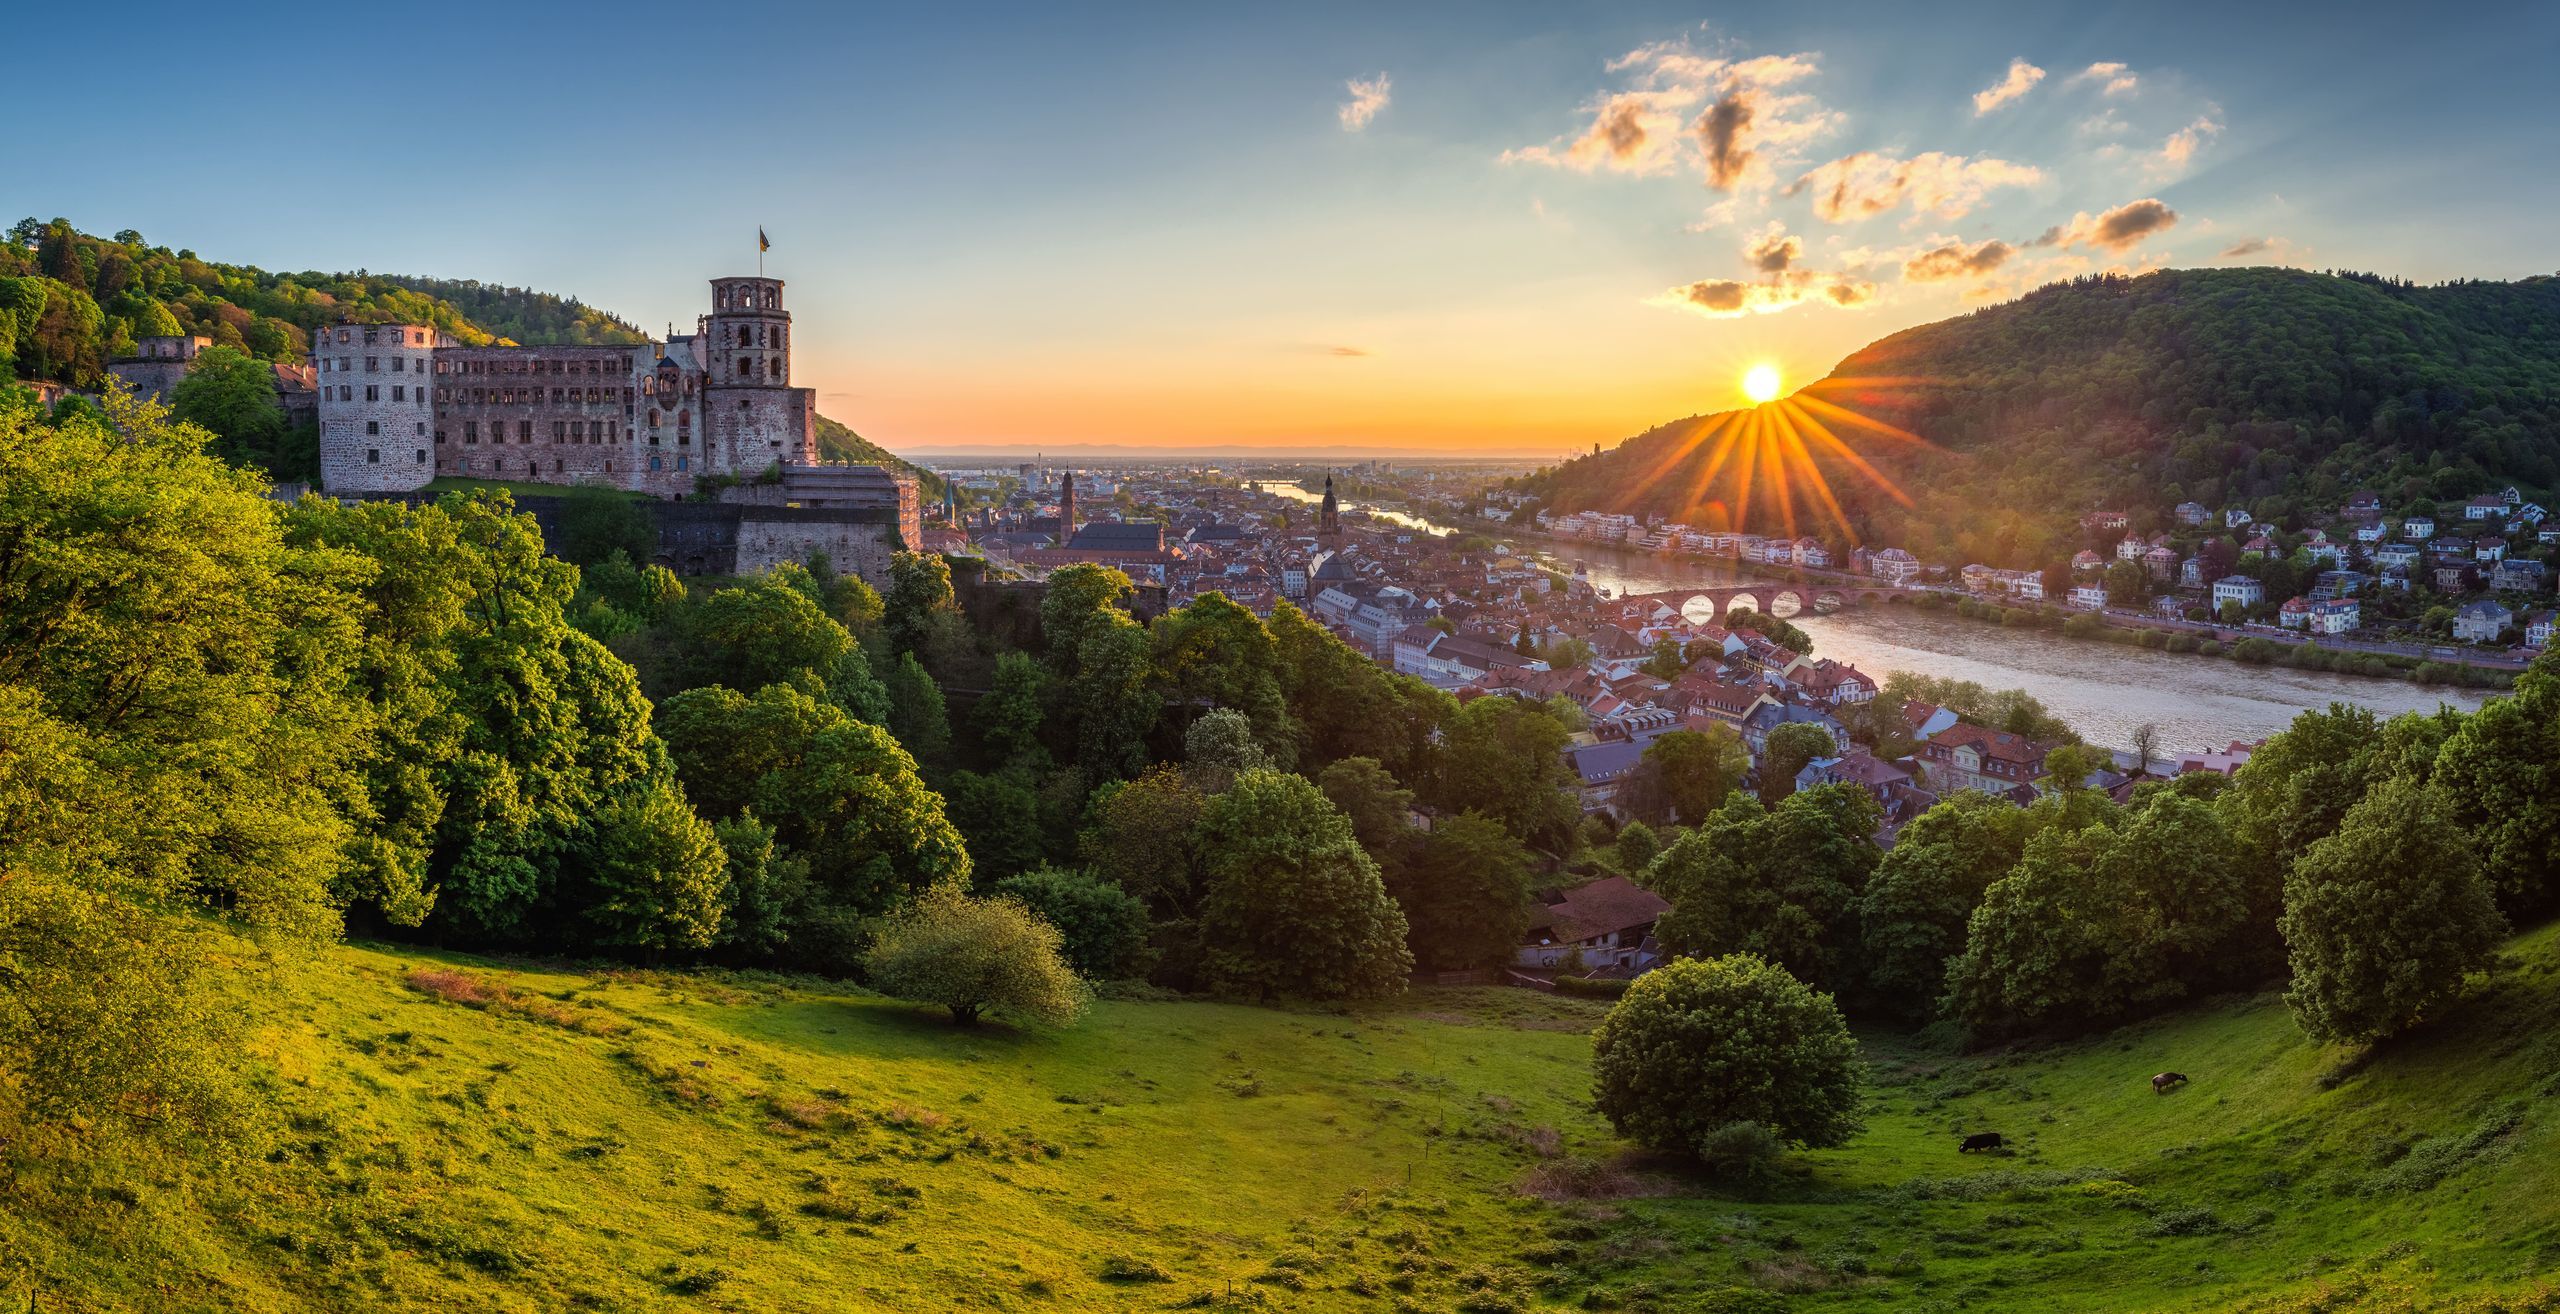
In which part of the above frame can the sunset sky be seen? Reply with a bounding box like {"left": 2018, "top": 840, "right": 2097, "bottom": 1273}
{"left": 16, "top": 1, "right": 2559, "bottom": 456}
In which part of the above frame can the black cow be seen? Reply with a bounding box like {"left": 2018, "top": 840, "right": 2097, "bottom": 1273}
{"left": 2152, "top": 1071, "right": 2189, "bottom": 1095}
{"left": 1958, "top": 1132, "right": 2006, "bottom": 1153}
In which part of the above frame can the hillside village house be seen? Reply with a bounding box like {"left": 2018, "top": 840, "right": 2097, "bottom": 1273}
{"left": 2213, "top": 575, "right": 2266, "bottom": 610}
{"left": 1917, "top": 722, "right": 2050, "bottom": 797}
{"left": 2311, "top": 598, "right": 2360, "bottom": 635}
{"left": 2454, "top": 600, "right": 2513, "bottom": 643}
{"left": 1517, "top": 875, "right": 1668, "bottom": 973}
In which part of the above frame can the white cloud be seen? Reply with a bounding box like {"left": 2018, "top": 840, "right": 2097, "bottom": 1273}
{"left": 1506, "top": 35, "right": 1838, "bottom": 196}
{"left": 2151, "top": 113, "right": 2222, "bottom": 176}
{"left": 1338, "top": 74, "right": 1391, "bottom": 131}
{"left": 1972, "top": 58, "right": 2046, "bottom": 115}
{"left": 2074, "top": 61, "right": 2140, "bottom": 96}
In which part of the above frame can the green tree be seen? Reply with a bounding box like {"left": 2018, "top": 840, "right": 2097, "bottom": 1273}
{"left": 683, "top": 572, "right": 857, "bottom": 696}
{"left": 166, "top": 344, "right": 288, "bottom": 473}
{"left": 2433, "top": 649, "right": 2560, "bottom": 917}
{"left": 1591, "top": 955, "right": 1863, "bottom": 1158}
{"left": 1192, "top": 769, "right": 1412, "bottom": 999}
{"left": 1038, "top": 563, "right": 1138, "bottom": 676}
{"left": 2281, "top": 777, "right": 2505, "bottom": 1044}
{"left": 1182, "top": 706, "right": 1268, "bottom": 792}
{"left": 1387, "top": 811, "right": 1535, "bottom": 972}
{"left": 884, "top": 650, "right": 953, "bottom": 771}
{"left": 862, "top": 888, "right": 1088, "bottom": 1026}
{"left": 1641, "top": 636, "right": 1689, "bottom": 680}
{"left": 1853, "top": 792, "right": 2033, "bottom": 1021}
{"left": 1070, "top": 614, "right": 1161, "bottom": 781}
{"left": 1317, "top": 756, "right": 1416, "bottom": 853}
{"left": 1428, "top": 695, "right": 1580, "bottom": 854}
{"left": 555, "top": 483, "right": 657, "bottom": 567}
{"left": 1647, "top": 787, "right": 1878, "bottom": 989}
{"left": 973, "top": 650, "right": 1051, "bottom": 769}
{"left": 1721, "top": 607, "right": 1813, "bottom": 655}
{"left": 1757, "top": 722, "right": 1837, "bottom": 804}
{"left": 1152, "top": 593, "right": 1294, "bottom": 764}
{"left": 658, "top": 682, "right": 971, "bottom": 972}
{"left": 0, "top": 390, "right": 368, "bottom": 1127}
{"left": 884, "top": 549, "right": 966, "bottom": 667}
{"left": 711, "top": 811, "right": 806, "bottom": 959}
{"left": 1270, "top": 600, "right": 1448, "bottom": 777}
{"left": 1079, "top": 766, "right": 1207, "bottom": 911}
{"left": 1613, "top": 819, "right": 1663, "bottom": 873}
{"left": 990, "top": 865, "right": 1154, "bottom": 979}
{"left": 573, "top": 778, "right": 727, "bottom": 955}
{"left": 1624, "top": 725, "right": 1750, "bottom": 824}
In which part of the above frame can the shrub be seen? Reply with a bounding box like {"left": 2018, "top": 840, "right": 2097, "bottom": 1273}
{"left": 1695, "top": 1120, "right": 1785, "bottom": 1185}
{"left": 990, "top": 865, "right": 1153, "bottom": 979}
{"left": 1552, "top": 974, "right": 1631, "bottom": 998}
{"left": 862, "top": 889, "right": 1089, "bottom": 1026}
{"left": 1590, "top": 955, "right": 1862, "bottom": 1159}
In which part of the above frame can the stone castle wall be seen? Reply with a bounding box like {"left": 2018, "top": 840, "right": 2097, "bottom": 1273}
{"left": 314, "top": 323, "right": 442, "bottom": 493}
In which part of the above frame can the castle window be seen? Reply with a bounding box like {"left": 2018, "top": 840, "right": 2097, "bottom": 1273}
{"left": 392, "top": 386, "right": 404, "bottom": 401}
{"left": 416, "top": 449, "right": 427, "bottom": 463}
{"left": 651, "top": 456, "right": 663, "bottom": 471}
{"left": 365, "top": 357, "right": 378, "bottom": 372}
{"left": 365, "top": 386, "right": 379, "bottom": 402}
{"left": 554, "top": 459, "right": 564, "bottom": 472}
{"left": 339, "top": 357, "right": 350, "bottom": 371}
{"left": 436, "top": 430, "right": 446, "bottom": 444}
{"left": 465, "top": 421, "right": 478, "bottom": 442}
{"left": 416, "top": 422, "right": 425, "bottom": 435}
{"left": 677, "top": 456, "right": 688, "bottom": 472}
{"left": 738, "top": 326, "right": 752, "bottom": 347}
{"left": 367, "top": 449, "right": 379, "bottom": 463}
{"left": 366, "top": 421, "right": 379, "bottom": 435}
{"left": 392, "top": 357, "right": 404, "bottom": 372}
{"left": 518, "top": 421, "right": 532, "bottom": 441}
{"left": 649, "top": 409, "right": 659, "bottom": 426}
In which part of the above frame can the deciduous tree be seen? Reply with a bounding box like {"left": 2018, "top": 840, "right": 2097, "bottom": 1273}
{"left": 2282, "top": 778, "right": 2505, "bottom": 1044}
{"left": 862, "top": 889, "right": 1088, "bottom": 1026}
{"left": 1591, "top": 955, "right": 1862, "bottom": 1158}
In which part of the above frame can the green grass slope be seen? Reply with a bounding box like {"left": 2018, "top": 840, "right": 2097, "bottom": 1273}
{"left": 8, "top": 926, "right": 2559, "bottom": 1313}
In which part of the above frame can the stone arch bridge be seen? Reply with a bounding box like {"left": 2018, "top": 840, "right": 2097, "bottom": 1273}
{"left": 1613, "top": 582, "right": 1894, "bottom": 626}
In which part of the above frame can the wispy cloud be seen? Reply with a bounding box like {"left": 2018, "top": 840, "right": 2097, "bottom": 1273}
{"left": 1338, "top": 74, "right": 1391, "bottom": 131}
{"left": 2074, "top": 61, "right": 2139, "bottom": 96}
{"left": 1790, "top": 150, "right": 2044, "bottom": 224}
{"left": 2031, "top": 197, "right": 2180, "bottom": 252}
{"left": 1973, "top": 58, "right": 2045, "bottom": 115}
{"left": 2152, "top": 113, "right": 2222, "bottom": 176}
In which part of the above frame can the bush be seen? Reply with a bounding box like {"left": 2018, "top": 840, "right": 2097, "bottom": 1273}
{"left": 1590, "top": 955, "right": 1862, "bottom": 1159}
{"left": 862, "top": 888, "right": 1089, "bottom": 1026}
{"left": 1695, "top": 1120, "right": 1786, "bottom": 1184}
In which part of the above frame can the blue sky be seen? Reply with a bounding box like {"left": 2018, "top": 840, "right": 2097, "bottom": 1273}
{"left": 12, "top": 0, "right": 2558, "bottom": 453}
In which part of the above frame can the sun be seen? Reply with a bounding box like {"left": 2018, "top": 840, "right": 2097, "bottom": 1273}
{"left": 1742, "top": 362, "right": 1783, "bottom": 404}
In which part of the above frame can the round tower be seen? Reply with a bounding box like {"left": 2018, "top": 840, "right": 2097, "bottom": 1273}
{"left": 315, "top": 321, "right": 444, "bottom": 494}
{"left": 698, "top": 277, "right": 814, "bottom": 477}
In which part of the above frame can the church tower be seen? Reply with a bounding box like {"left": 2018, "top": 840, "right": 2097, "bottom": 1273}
{"left": 1059, "top": 471, "right": 1078, "bottom": 542}
{"left": 1319, "top": 474, "right": 1341, "bottom": 539}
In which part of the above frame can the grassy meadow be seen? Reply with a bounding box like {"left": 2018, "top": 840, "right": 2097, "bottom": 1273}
{"left": 8, "top": 925, "right": 2560, "bottom": 1313}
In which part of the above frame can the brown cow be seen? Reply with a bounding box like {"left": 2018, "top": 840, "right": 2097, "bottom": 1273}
{"left": 2152, "top": 1071, "right": 2189, "bottom": 1095}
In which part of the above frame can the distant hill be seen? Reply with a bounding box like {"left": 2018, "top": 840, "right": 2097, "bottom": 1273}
{"left": 1518, "top": 267, "right": 2560, "bottom": 567}
{"left": 817, "top": 413, "right": 943, "bottom": 499}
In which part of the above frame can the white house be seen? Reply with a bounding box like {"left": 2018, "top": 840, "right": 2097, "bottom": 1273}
{"left": 2310, "top": 598, "right": 2360, "bottom": 635}
{"left": 2405, "top": 516, "right": 2436, "bottom": 540}
{"left": 2069, "top": 583, "right": 2109, "bottom": 609}
{"left": 2452, "top": 600, "right": 2513, "bottom": 644}
{"left": 2213, "top": 575, "right": 2266, "bottom": 611}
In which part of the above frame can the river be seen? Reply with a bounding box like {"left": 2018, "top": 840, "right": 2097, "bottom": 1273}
{"left": 1246, "top": 481, "right": 2487, "bottom": 752}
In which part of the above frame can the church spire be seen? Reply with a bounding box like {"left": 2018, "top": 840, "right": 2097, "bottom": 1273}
{"left": 1319, "top": 474, "right": 1340, "bottom": 538}
{"left": 1059, "top": 471, "right": 1077, "bottom": 542}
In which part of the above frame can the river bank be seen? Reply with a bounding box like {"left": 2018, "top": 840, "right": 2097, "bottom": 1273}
{"left": 1244, "top": 480, "right": 2494, "bottom": 750}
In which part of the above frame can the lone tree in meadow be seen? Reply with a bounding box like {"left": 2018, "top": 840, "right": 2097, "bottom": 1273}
{"left": 1591, "top": 955, "right": 1862, "bottom": 1161}
{"left": 861, "top": 889, "right": 1088, "bottom": 1027}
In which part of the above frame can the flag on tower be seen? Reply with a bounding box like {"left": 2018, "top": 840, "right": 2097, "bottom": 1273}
{"left": 758, "top": 227, "right": 770, "bottom": 253}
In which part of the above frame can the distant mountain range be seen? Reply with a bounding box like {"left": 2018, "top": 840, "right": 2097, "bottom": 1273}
{"left": 1515, "top": 267, "right": 2560, "bottom": 567}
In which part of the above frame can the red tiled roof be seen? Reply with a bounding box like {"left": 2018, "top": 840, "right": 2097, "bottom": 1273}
{"left": 1528, "top": 875, "right": 1670, "bottom": 944}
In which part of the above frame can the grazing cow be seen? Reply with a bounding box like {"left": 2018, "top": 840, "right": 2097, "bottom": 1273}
{"left": 2152, "top": 1072, "right": 2189, "bottom": 1095}
{"left": 1958, "top": 1132, "right": 2006, "bottom": 1153}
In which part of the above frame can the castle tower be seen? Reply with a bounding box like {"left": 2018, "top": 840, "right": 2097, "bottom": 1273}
{"left": 1059, "top": 471, "right": 1078, "bottom": 541}
{"left": 699, "top": 276, "right": 817, "bottom": 478}
{"left": 1319, "top": 474, "right": 1341, "bottom": 538}
{"left": 314, "top": 321, "right": 445, "bottom": 494}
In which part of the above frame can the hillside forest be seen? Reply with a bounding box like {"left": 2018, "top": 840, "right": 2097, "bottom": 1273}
{"left": 1517, "top": 267, "right": 2560, "bottom": 568}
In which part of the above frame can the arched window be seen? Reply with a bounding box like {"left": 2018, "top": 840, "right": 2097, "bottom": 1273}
{"left": 738, "top": 325, "right": 752, "bottom": 347}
